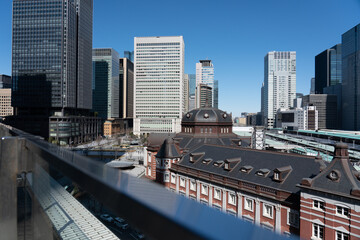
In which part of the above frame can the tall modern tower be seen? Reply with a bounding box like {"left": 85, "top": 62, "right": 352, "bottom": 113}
{"left": 263, "top": 51, "right": 296, "bottom": 128}
{"left": 119, "top": 58, "right": 134, "bottom": 119}
{"left": 315, "top": 44, "right": 342, "bottom": 94}
{"left": 92, "top": 48, "right": 119, "bottom": 119}
{"left": 184, "top": 74, "right": 189, "bottom": 113}
{"left": 214, "top": 80, "right": 219, "bottom": 109}
{"left": 342, "top": 24, "right": 360, "bottom": 130}
{"left": 134, "top": 36, "right": 185, "bottom": 134}
{"left": 196, "top": 60, "right": 214, "bottom": 107}
{"left": 11, "top": 0, "right": 93, "bottom": 137}
{"left": 188, "top": 74, "right": 196, "bottom": 111}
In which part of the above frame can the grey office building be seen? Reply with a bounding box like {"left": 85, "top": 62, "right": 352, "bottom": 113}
{"left": 119, "top": 58, "right": 134, "bottom": 119}
{"left": 342, "top": 24, "right": 360, "bottom": 130}
{"left": 302, "top": 94, "right": 338, "bottom": 129}
{"left": 214, "top": 80, "right": 219, "bottom": 109}
{"left": 92, "top": 48, "right": 119, "bottom": 119}
{"left": 188, "top": 74, "right": 196, "bottom": 110}
{"left": 11, "top": 0, "right": 94, "bottom": 138}
{"left": 315, "top": 44, "right": 342, "bottom": 94}
{"left": 0, "top": 74, "right": 12, "bottom": 89}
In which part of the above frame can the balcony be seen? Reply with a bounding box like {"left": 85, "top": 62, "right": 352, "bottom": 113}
{"left": 0, "top": 123, "right": 293, "bottom": 239}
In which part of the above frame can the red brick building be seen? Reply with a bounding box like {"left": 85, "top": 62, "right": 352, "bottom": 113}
{"left": 144, "top": 107, "right": 360, "bottom": 238}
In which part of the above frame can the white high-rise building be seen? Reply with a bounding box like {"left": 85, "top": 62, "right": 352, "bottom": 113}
{"left": 134, "top": 36, "right": 185, "bottom": 135}
{"left": 196, "top": 60, "right": 214, "bottom": 107}
{"left": 263, "top": 51, "right": 296, "bottom": 128}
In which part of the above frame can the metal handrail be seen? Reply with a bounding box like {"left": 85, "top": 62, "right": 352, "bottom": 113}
{"left": 0, "top": 124, "right": 293, "bottom": 240}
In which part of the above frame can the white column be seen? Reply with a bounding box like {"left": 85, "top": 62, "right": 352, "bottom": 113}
{"left": 275, "top": 205, "right": 281, "bottom": 233}
{"left": 255, "top": 199, "right": 260, "bottom": 225}
{"left": 222, "top": 190, "right": 227, "bottom": 212}
{"left": 209, "top": 185, "right": 213, "bottom": 206}
{"left": 196, "top": 180, "right": 200, "bottom": 202}
{"left": 176, "top": 174, "right": 179, "bottom": 193}
{"left": 237, "top": 193, "right": 242, "bottom": 218}
{"left": 185, "top": 178, "right": 189, "bottom": 197}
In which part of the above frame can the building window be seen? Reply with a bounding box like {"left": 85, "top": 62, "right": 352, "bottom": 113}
{"left": 228, "top": 192, "right": 236, "bottom": 205}
{"left": 287, "top": 209, "right": 299, "bottom": 228}
{"left": 171, "top": 173, "right": 176, "bottom": 184}
{"left": 148, "top": 153, "right": 151, "bottom": 162}
{"left": 336, "top": 231, "right": 349, "bottom": 240}
{"left": 336, "top": 206, "right": 349, "bottom": 217}
{"left": 313, "top": 200, "right": 325, "bottom": 210}
{"left": 313, "top": 223, "right": 324, "bottom": 240}
{"left": 190, "top": 180, "right": 196, "bottom": 191}
{"left": 274, "top": 172, "right": 279, "bottom": 180}
{"left": 201, "top": 184, "right": 208, "bottom": 195}
{"left": 180, "top": 177, "right": 185, "bottom": 187}
{"left": 147, "top": 166, "right": 151, "bottom": 176}
{"left": 164, "top": 173, "right": 169, "bottom": 182}
{"left": 244, "top": 198, "right": 253, "bottom": 211}
{"left": 263, "top": 204, "right": 273, "bottom": 219}
{"left": 214, "top": 188, "right": 221, "bottom": 200}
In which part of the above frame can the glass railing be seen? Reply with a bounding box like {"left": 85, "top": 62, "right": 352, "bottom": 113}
{"left": 0, "top": 123, "right": 294, "bottom": 240}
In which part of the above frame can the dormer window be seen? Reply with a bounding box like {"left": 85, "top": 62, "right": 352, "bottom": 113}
{"left": 202, "top": 158, "right": 212, "bottom": 164}
{"left": 224, "top": 157, "right": 241, "bottom": 171}
{"left": 328, "top": 170, "right": 340, "bottom": 181}
{"left": 213, "top": 160, "right": 223, "bottom": 167}
{"left": 240, "top": 165, "right": 253, "bottom": 173}
{"left": 189, "top": 152, "right": 205, "bottom": 163}
{"left": 274, "top": 172, "right": 279, "bottom": 180}
{"left": 256, "top": 169, "right": 270, "bottom": 177}
{"left": 273, "top": 166, "right": 292, "bottom": 182}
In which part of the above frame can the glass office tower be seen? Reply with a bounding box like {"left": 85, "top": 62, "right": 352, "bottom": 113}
{"left": 342, "top": 24, "right": 360, "bottom": 130}
{"left": 188, "top": 74, "right": 196, "bottom": 111}
{"left": 92, "top": 48, "right": 119, "bottom": 119}
{"left": 315, "top": 44, "right": 342, "bottom": 94}
{"left": 11, "top": 0, "right": 93, "bottom": 137}
{"left": 196, "top": 60, "right": 214, "bottom": 107}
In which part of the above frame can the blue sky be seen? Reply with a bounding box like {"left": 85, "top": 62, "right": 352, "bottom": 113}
{"left": 1, "top": 0, "right": 360, "bottom": 116}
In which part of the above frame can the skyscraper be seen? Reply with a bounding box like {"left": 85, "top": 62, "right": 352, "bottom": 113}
{"left": 315, "top": 44, "right": 342, "bottom": 94}
{"left": 342, "top": 24, "right": 360, "bottom": 130}
{"left": 119, "top": 58, "right": 134, "bottom": 119}
{"left": 263, "top": 51, "right": 296, "bottom": 128}
{"left": 92, "top": 48, "right": 119, "bottom": 119}
{"left": 188, "top": 74, "right": 196, "bottom": 111}
{"left": 310, "top": 77, "right": 315, "bottom": 94}
{"left": 184, "top": 74, "right": 189, "bottom": 113}
{"left": 196, "top": 84, "right": 213, "bottom": 108}
{"left": 124, "top": 51, "right": 134, "bottom": 62}
{"left": 11, "top": 0, "right": 93, "bottom": 137}
{"left": 214, "top": 80, "right": 219, "bottom": 109}
{"left": 0, "top": 75, "right": 12, "bottom": 89}
{"left": 134, "top": 36, "right": 185, "bottom": 134}
{"left": 196, "top": 60, "right": 214, "bottom": 107}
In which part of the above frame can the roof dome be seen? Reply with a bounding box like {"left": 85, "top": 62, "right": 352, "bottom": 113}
{"left": 182, "top": 107, "right": 232, "bottom": 124}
